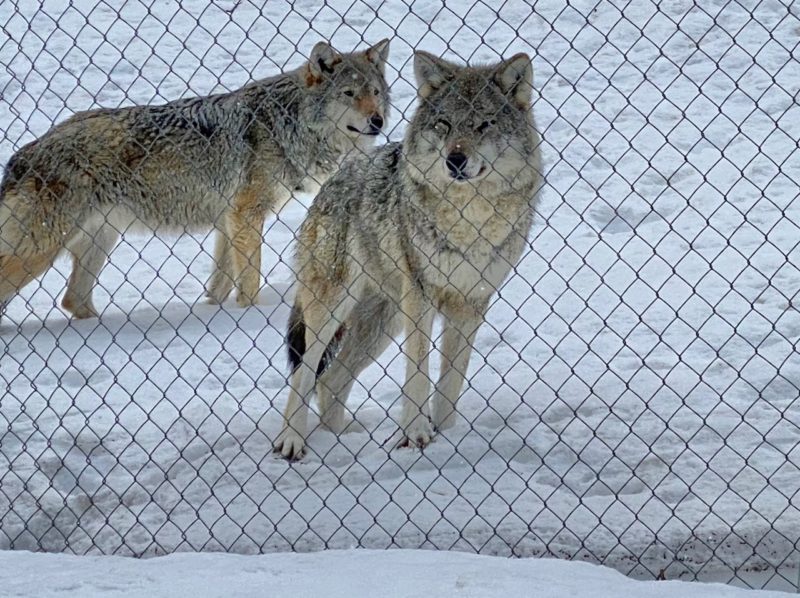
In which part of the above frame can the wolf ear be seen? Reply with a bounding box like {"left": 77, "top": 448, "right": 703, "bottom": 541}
{"left": 308, "top": 41, "right": 342, "bottom": 81}
{"left": 414, "top": 51, "right": 455, "bottom": 98}
{"left": 494, "top": 53, "right": 533, "bottom": 108}
{"left": 366, "top": 39, "right": 390, "bottom": 73}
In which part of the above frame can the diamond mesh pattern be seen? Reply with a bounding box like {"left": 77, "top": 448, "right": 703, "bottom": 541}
{"left": 0, "top": 0, "right": 798, "bottom": 591}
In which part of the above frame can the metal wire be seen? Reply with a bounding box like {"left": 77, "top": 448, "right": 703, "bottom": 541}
{"left": 0, "top": 0, "right": 798, "bottom": 591}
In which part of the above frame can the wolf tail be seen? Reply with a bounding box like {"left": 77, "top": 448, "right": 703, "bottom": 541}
{"left": 0, "top": 190, "right": 66, "bottom": 313}
{"left": 0, "top": 249, "right": 61, "bottom": 305}
{"left": 286, "top": 302, "right": 307, "bottom": 373}
{"left": 286, "top": 302, "right": 344, "bottom": 378}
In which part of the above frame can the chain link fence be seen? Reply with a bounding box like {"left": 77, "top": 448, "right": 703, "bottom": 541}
{"left": 1, "top": 0, "right": 799, "bottom": 591}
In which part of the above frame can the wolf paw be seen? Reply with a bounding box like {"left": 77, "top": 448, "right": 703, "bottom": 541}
{"left": 273, "top": 429, "right": 306, "bottom": 461}
{"left": 205, "top": 272, "right": 234, "bottom": 304}
{"left": 319, "top": 403, "right": 364, "bottom": 435}
{"left": 395, "top": 420, "right": 434, "bottom": 450}
{"left": 235, "top": 292, "right": 259, "bottom": 308}
{"left": 205, "top": 288, "right": 231, "bottom": 305}
{"left": 61, "top": 296, "right": 99, "bottom": 320}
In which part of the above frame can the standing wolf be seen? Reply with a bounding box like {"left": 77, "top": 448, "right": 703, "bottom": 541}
{"left": 275, "top": 51, "right": 542, "bottom": 459}
{"left": 0, "top": 39, "right": 390, "bottom": 323}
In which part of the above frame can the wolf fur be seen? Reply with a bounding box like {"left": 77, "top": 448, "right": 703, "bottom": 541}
{"left": 0, "top": 39, "right": 390, "bottom": 324}
{"left": 275, "top": 51, "right": 542, "bottom": 459}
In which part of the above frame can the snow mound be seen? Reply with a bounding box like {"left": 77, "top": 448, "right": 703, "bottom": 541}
{"left": 0, "top": 549, "right": 792, "bottom": 598}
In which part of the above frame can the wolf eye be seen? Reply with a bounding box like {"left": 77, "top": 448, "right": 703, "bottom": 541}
{"left": 434, "top": 119, "right": 451, "bottom": 134}
{"left": 342, "top": 89, "right": 355, "bottom": 97}
{"left": 477, "top": 119, "right": 497, "bottom": 133}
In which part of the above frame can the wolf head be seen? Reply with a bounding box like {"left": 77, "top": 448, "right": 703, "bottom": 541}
{"left": 303, "top": 39, "right": 391, "bottom": 142}
{"left": 404, "top": 51, "right": 536, "bottom": 190}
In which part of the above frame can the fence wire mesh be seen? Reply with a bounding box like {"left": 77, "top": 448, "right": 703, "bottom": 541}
{"left": 1, "top": 0, "right": 799, "bottom": 591}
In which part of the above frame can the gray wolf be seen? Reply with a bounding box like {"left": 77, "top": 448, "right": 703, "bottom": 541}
{"left": 0, "top": 39, "right": 390, "bottom": 324}
{"left": 274, "top": 50, "right": 542, "bottom": 459}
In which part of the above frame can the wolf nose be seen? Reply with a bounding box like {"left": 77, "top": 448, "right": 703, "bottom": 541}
{"left": 446, "top": 152, "right": 469, "bottom": 179}
{"left": 368, "top": 114, "right": 384, "bottom": 134}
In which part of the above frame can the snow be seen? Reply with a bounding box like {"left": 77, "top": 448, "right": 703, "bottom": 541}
{"left": 0, "top": 549, "right": 794, "bottom": 598}
{"left": 1, "top": 0, "right": 799, "bottom": 592}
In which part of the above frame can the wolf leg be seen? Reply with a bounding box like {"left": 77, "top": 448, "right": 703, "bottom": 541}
{"left": 316, "top": 293, "right": 400, "bottom": 433}
{"left": 62, "top": 216, "right": 120, "bottom": 319}
{"left": 205, "top": 221, "right": 234, "bottom": 304}
{"left": 228, "top": 188, "right": 267, "bottom": 307}
{"left": 275, "top": 288, "right": 358, "bottom": 460}
{"left": 430, "top": 303, "right": 485, "bottom": 431}
{"left": 396, "top": 285, "right": 436, "bottom": 449}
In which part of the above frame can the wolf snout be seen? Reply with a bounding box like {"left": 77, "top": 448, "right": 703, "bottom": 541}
{"left": 367, "top": 113, "right": 384, "bottom": 135}
{"left": 445, "top": 151, "right": 469, "bottom": 180}
{"left": 347, "top": 113, "right": 384, "bottom": 136}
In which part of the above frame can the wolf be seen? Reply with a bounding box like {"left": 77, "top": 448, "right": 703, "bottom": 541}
{"left": 0, "top": 39, "right": 390, "bottom": 324}
{"left": 274, "top": 50, "right": 542, "bottom": 460}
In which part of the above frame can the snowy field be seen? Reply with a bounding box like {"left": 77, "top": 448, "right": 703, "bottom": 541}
{"left": 1, "top": 548, "right": 795, "bottom": 598}
{"left": 1, "top": 0, "right": 799, "bottom": 592}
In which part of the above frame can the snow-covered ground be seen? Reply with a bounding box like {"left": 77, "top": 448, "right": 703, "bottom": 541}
{"left": 1, "top": 548, "right": 795, "bottom": 598}
{"left": 1, "top": 0, "right": 799, "bottom": 592}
